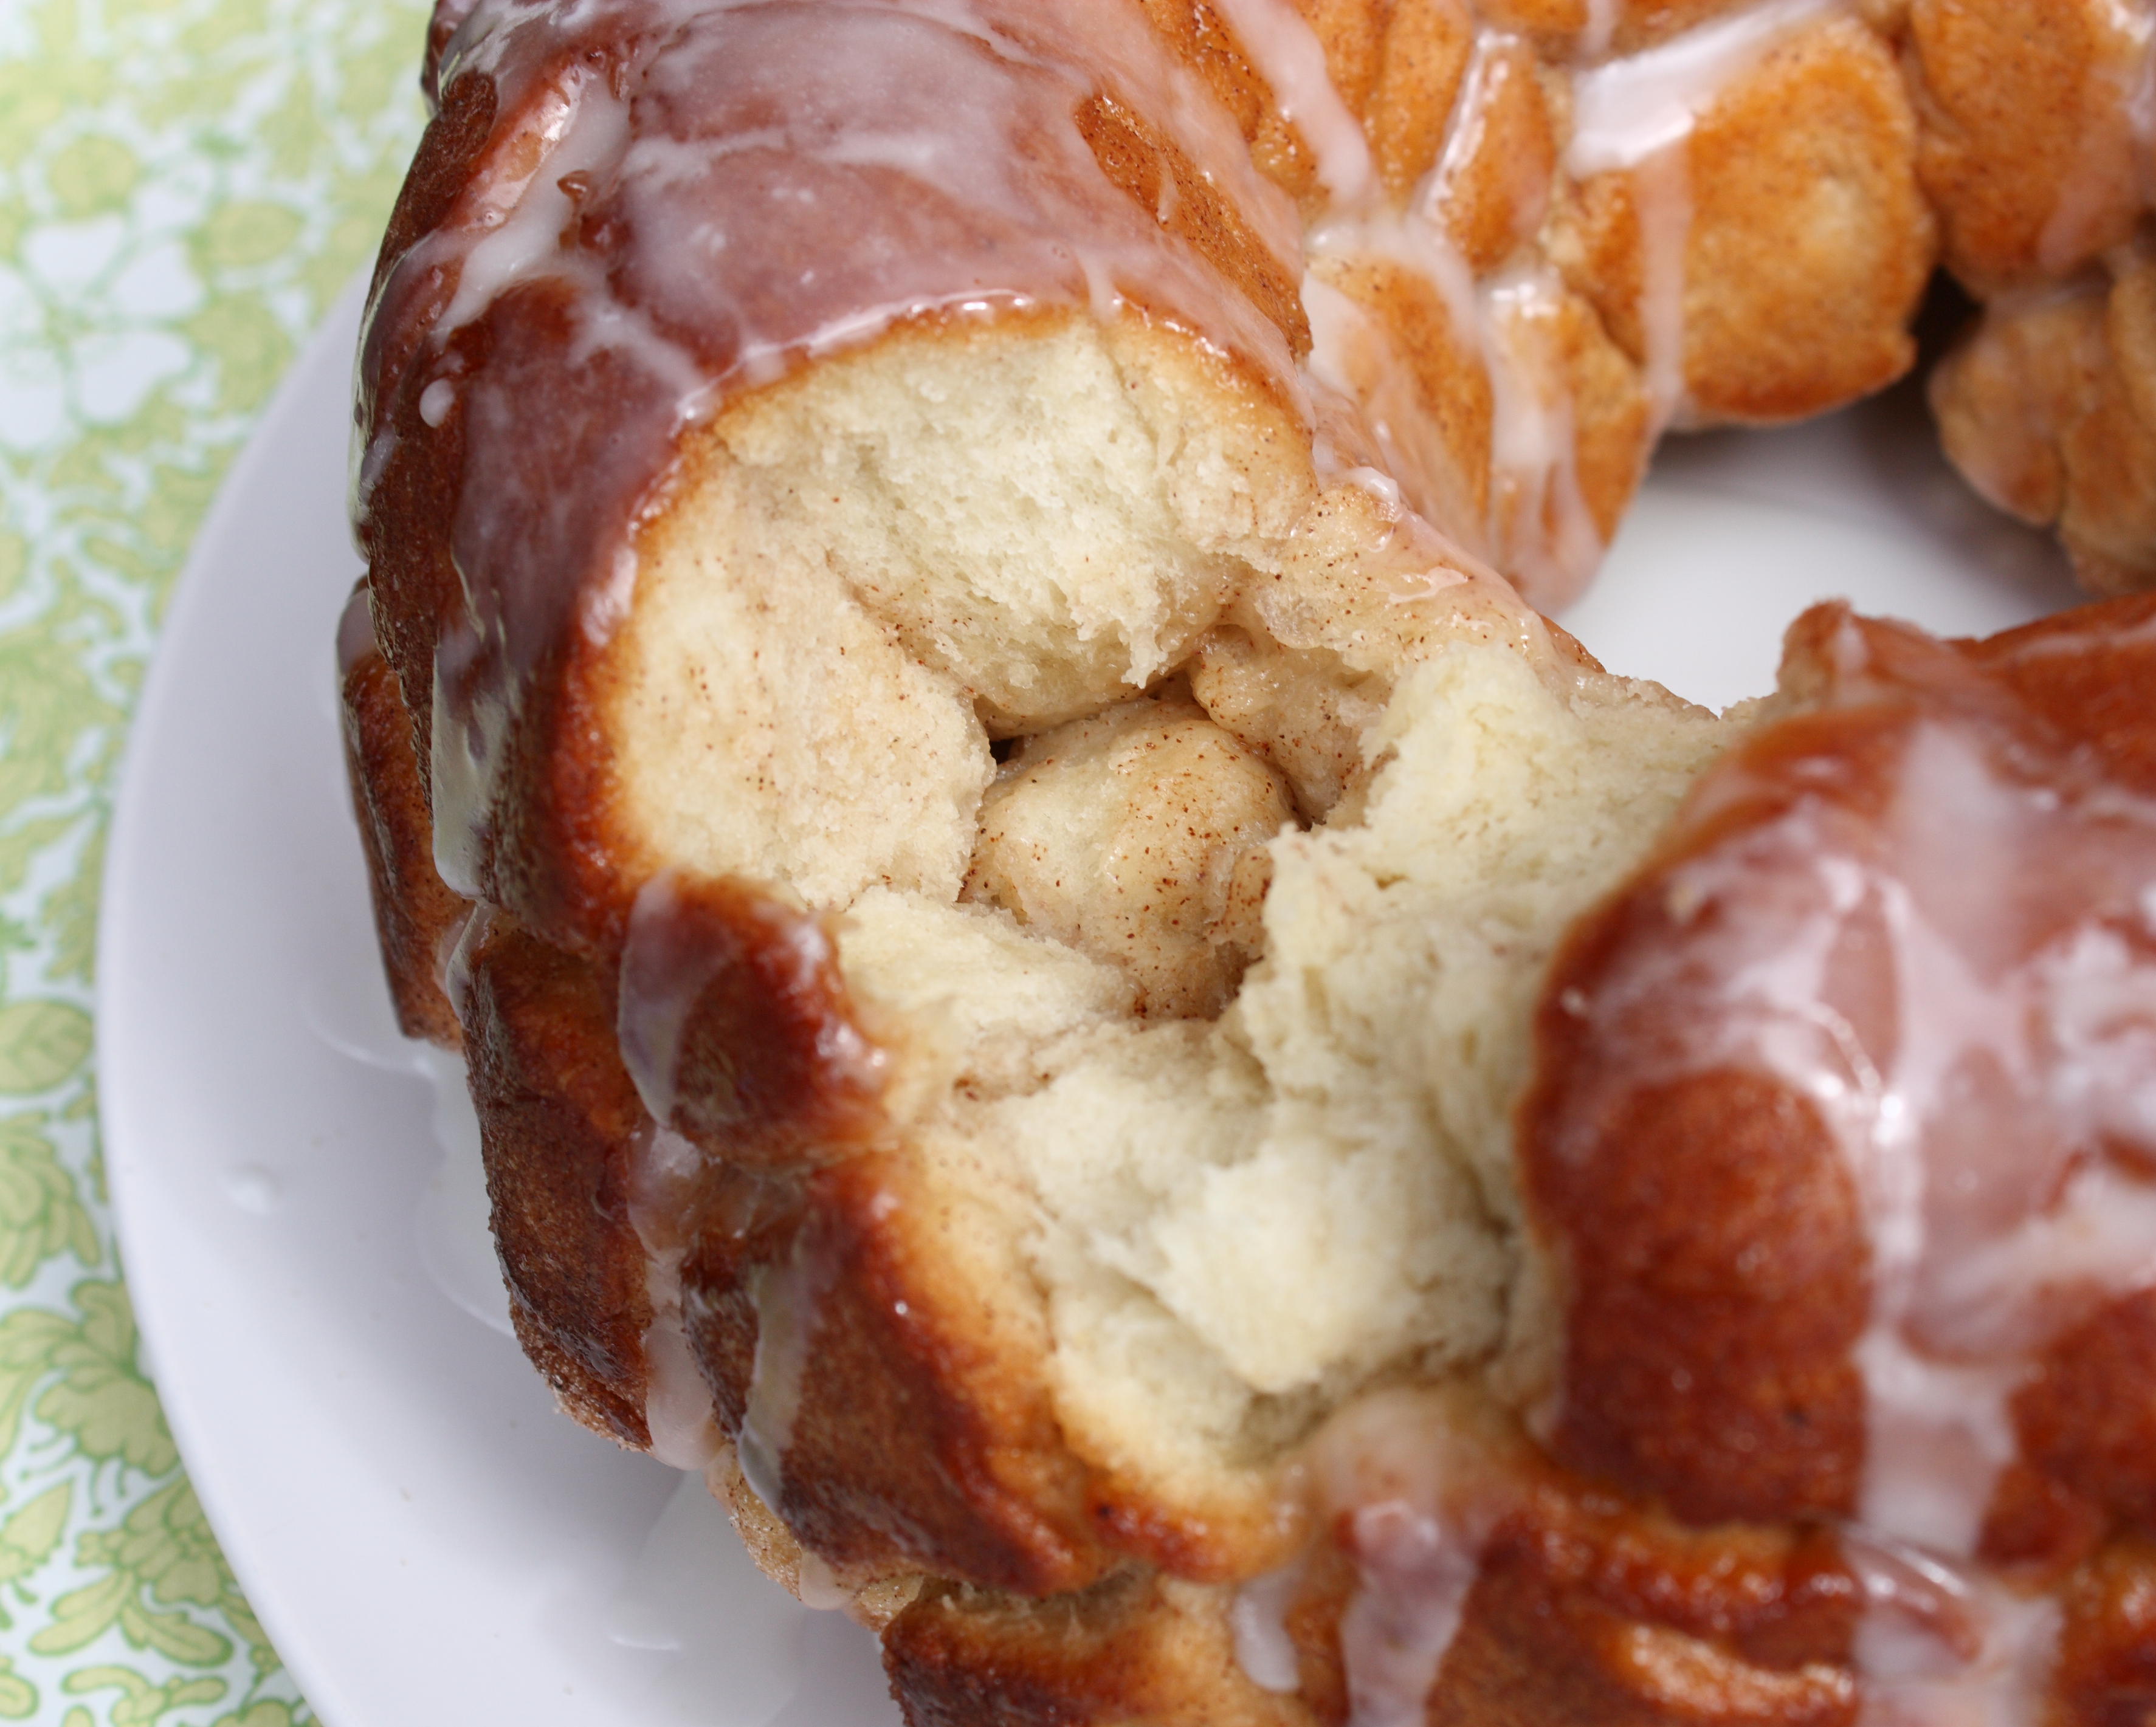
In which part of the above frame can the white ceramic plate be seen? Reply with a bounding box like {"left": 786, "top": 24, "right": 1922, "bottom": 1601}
{"left": 99, "top": 276, "right": 2081, "bottom": 1727}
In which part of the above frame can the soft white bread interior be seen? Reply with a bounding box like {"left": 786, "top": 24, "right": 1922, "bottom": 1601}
{"left": 601, "top": 315, "right": 1318, "bottom": 910}
{"left": 571, "top": 306, "right": 1734, "bottom": 1560}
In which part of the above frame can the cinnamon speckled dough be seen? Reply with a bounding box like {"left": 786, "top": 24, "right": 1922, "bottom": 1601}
{"left": 346, "top": 0, "right": 2156, "bottom": 1722}
{"left": 1931, "top": 255, "right": 2156, "bottom": 595}
{"left": 963, "top": 692, "right": 1294, "bottom": 1019}
{"left": 1907, "top": 0, "right": 2156, "bottom": 588}
{"left": 1552, "top": 13, "right": 1934, "bottom": 424}
{"left": 1907, "top": 0, "right": 2154, "bottom": 292}
{"left": 1110, "top": 0, "right": 1943, "bottom": 605}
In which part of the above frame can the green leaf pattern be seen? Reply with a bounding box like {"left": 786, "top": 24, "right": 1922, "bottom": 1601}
{"left": 0, "top": 1002, "right": 95, "bottom": 1097}
{"left": 2, "top": 0, "right": 430, "bottom": 1714}
{"left": 0, "top": 1114, "right": 100, "bottom": 1288}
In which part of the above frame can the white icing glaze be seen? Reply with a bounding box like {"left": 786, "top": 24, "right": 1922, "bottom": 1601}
{"left": 428, "top": 632, "right": 500, "bottom": 902}
{"left": 617, "top": 873, "right": 701, "bottom": 1124}
{"left": 1335, "top": 463, "right": 1407, "bottom": 509}
{"left": 1286, "top": 0, "right": 1870, "bottom": 603}
{"left": 336, "top": 581, "right": 377, "bottom": 676}
{"left": 412, "top": 1042, "right": 519, "bottom": 1336}
{"left": 1309, "top": 1391, "right": 1515, "bottom": 1727}
{"left": 430, "top": 57, "right": 644, "bottom": 353}
{"left": 1210, "top": 0, "right": 1379, "bottom": 207}
{"left": 362, "top": 0, "right": 1313, "bottom": 901}
{"left": 737, "top": 1233, "right": 841, "bottom": 1514}
{"left": 1428, "top": 33, "right": 1512, "bottom": 213}
{"left": 356, "top": 9, "right": 2156, "bottom": 1717}
{"left": 1846, "top": 1530, "right": 2062, "bottom": 1727}
{"left": 1579, "top": 0, "right": 1622, "bottom": 63}
{"left": 791, "top": 1547, "right": 850, "bottom": 1612}
{"left": 438, "top": 897, "right": 494, "bottom": 1017}
{"left": 615, "top": 870, "right": 875, "bottom": 1134}
{"left": 1629, "top": 142, "right": 1693, "bottom": 431}
{"left": 1303, "top": 208, "right": 1608, "bottom": 604}
{"left": 1548, "top": 0, "right": 1834, "bottom": 459}
{"left": 1687, "top": 729, "right": 2156, "bottom": 1553}
{"left": 622, "top": 1107, "right": 727, "bottom": 1471}
{"left": 1299, "top": 264, "right": 1489, "bottom": 555}
{"left": 418, "top": 377, "right": 457, "bottom": 427}
{"left": 369, "top": 0, "right": 1939, "bottom": 884}
{"left": 1851, "top": 1330, "right": 2023, "bottom": 1557}
{"left": 1340, "top": 1500, "right": 1489, "bottom": 1727}
{"left": 1481, "top": 264, "right": 1607, "bottom": 605}
{"left": 437, "top": 53, "right": 708, "bottom": 407}
{"left": 1231, "top": 1563, "right": 1306, "bottom": 1694}
{"left": 1566, "top": 0, "right": 1842, "bottom": 174}
{"left": 640, "top": 1249, "right": 724, "bottom": 1472}
{"left": 1543, "top": 609, "right": 2156, "bottom": 1606}
{"left": 1293, "top": 0, "right": 1852, "bottom": 606}
{"left": 391, "top": 0, "right": 1309, "bottom": 434}
{"left": 623, "top": 1116, "right": 726, "bottom": 1470}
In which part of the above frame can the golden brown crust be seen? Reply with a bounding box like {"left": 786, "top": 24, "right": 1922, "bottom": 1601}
{"left": 459, "top": 914, "right": 656, "bottom": 1447}
{"left": 1477, "top": 0, "right": 1750, "bottom": 57}
{"left": 1554, "top": 18, "right": 1935, "bottom": 425}
{"left": 362, "top": 255, "right": 658, "bottom": 950}
{"left": 1134, "top": 0, "right": 1327, "bottom": 210}
{"left": 354, "top": 63, "right": 506, "bottom": 781}
{"left": 453, "top": 898, "right": 1177, "bottom": 1593}
{"left": 456, "top": 924, "right": 1144, "bottom": 1595}
{"left": 343, "top": 641, "right": 1122, "bottom": 1576}
{"left": 886, "top": 1570, "right": 1317, "bottom": 1727}
{"left": 1928, "top": 284, "right": 2093, "bottom": 530}
{"left": 2010, "top": 1290, "right": 2156, "bottom": 1541}
{"left": 1908, "top": 0, "right": 2156, "bottom": 591}
{"left": 1365, "top": 0, "right": 1476, "bottom": 202}
{"left": 686, "top": 1151, "right": 1120, "bottom": 1596}
{"left": 1522, "top": 1068, "right": 1868, "bottom": 1525}
{"left": 343, "top": 616, "right": 1292, "bottom": 1595}
{"left": 1678, "top": 19, "right": 1933, "bottom": 421}
{"left": 400, "top": 571, "right": 2156, "bottom": 1688}
{"left": 1930, "top": 268, "right": 2156, "bottom": 596}
{"left": 339, "top": 611, "right": 467, "bottom": 1049}
{"left": 1523, "top": 592, "right": 2156, "bottom": 1545}
{"left": 1907, "top": 0, "right": 2149, "bottom": 293}
{"left": 894, "top": 1445, "right": 1868, "bottom": 1727}
{"left": 1076, "top": 91, "right": 1315, "bottom": 359}
{"left": 618, "top": 875, "right": 887, "bottom": 1169}
{"left": 1310, "top": 251, "right": 1497, "bottom": 538}
{"left": 2053, "top": 1536, "right": 2156, "bottom": 1727}
{"left": 1524, "top": 281, "right": 1655, "bottom": 546}
{"left": 1432, "top": 39, "right": 1559, "bottom": 276}
{"left": 1422, "top": 1504, "right": 1858, "bottom": 1727}
{"left": 1966, "top": 589, "right": 2156, "bottom": 790}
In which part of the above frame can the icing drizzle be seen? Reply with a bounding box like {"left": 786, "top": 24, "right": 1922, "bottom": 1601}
{"left": 359, "top": 0, "right": 1310, "bottom": 898}
{"left": 1527, "top": 602, "right": 2156, "bottom": 1718}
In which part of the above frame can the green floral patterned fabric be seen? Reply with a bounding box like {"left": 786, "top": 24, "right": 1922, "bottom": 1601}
{"left": 0, "top": 0, "right": 430, "bottom": 1716}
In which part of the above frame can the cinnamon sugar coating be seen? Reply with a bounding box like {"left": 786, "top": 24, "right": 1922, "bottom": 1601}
{"left": 337, "top": 592, "right": 467, "bottom": 1048}
{"left": 459, "top": 914, "right": 655, "bottom": 1445}
{"left": 1932, "top": 256, "right": 2156, "bottom": 596}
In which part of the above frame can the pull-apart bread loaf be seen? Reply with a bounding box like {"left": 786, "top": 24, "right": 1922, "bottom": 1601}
{"left": 345, "top": 0, "right": 2156, "bottom": 1720}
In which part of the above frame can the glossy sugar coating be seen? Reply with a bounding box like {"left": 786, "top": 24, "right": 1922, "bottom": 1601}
{"left": 343, "top": 0, "right": 2156, "bottom": 1722}
{"left": 1516, "top": 594, "right": 2156, "bottom": 1727}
